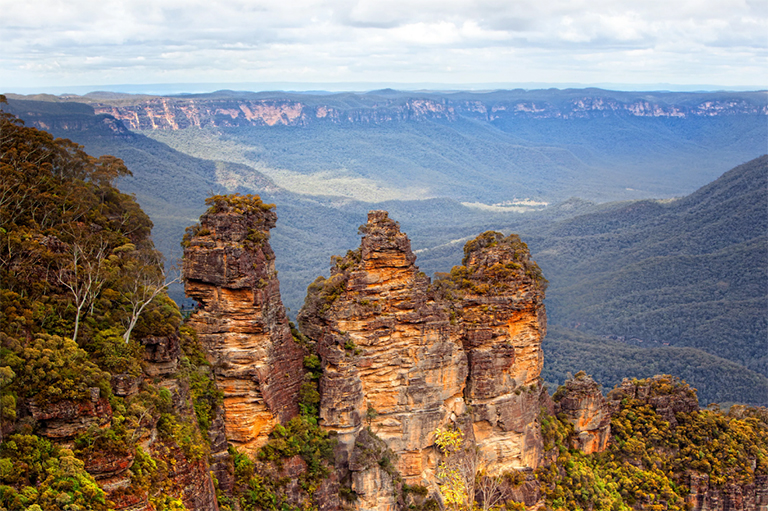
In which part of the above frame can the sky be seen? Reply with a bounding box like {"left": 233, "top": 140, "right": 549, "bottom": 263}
{"left": 1, "top": 0, "right": 767, "bottom": 93}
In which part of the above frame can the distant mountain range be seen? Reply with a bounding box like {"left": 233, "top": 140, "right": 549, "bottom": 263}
{"left": 15, "top": 88, "right": 766, "bottom": 129}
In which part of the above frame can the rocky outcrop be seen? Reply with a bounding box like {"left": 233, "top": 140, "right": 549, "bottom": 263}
{"left": 141, "top": 334, "right": 181, "bottom": 377}
{"left": 454, "top": 231, "right": 548, "bottom": 473}
{"left": 606, "top": 375, "right": 699, "bottom": 428}
{"left": 183, "top": 195, "right": 304, "bottom": 455}
{"left": 299, "top": 211, "right": 468, "bottom": 509}
{"left": 27, "top": 388, "right": 112, "bottom": 439}
{"left": 298, "top": 211, "right": 548, "bottom": 507}
{"left": 553, "top": 372, "right": 611, "bottom": 454}
{"left": 687, "top": 473, "right": 768, "bottom": 511}
{"left": 602, "top": 377, "right": 768, "bottom": 511}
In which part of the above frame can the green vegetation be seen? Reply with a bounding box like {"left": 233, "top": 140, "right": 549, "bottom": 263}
{"left": 179, "top": 326, "right": 223, "bottom": 435}
{"left": 225, "top": 411, "right": 336, "bottom": 511}
{"left": 434, "top": 427, "right": 473, "bottom": 510}
{"left": 435, "top": 231, "right": 547, "bottom": 297}
{"left": 537, "top": 377, "right": 768, "bottom": 510}
{"left": 204, "top": 193, "right": 275, "bottom": 215}
{"left": 0, "top": 434, "right": 108, "bottom": 511}
{"left": 527, "top": 156, "right": 768, "bottom": 383}
{"left": 0, "top": 98, "right": 218, "bottom": 510}
{"left": 543, "top": 326, "right": 768, "bottom": 406}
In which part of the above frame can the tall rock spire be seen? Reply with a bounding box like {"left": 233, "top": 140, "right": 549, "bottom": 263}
{"left": 183, "top": 194, "right": 304, "bottom": 455}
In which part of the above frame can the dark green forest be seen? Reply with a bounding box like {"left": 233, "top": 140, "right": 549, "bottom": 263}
{"left": 526, "top": 156, "right": 768, "bottom": 383}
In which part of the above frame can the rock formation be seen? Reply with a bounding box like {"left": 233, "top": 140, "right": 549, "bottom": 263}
{"left": 27, "top": 388, "right": 112, "bottom": 439}
{"left": 183, "top": 195, "right": 304, "bottom": 455}
{"left": 687, "top": 473, "right": 768, "bottom": 511}
{"left": 606, "top": 375, "right": 699, "bottom": 428}
{"left": 298, "top": 211, "right": 548, "bottom": 508}
{"left": 454, "top": 231, "right": 548, "bottom": 472}
{"left": 553, "top": 372, "right": 611, "bottom": 454}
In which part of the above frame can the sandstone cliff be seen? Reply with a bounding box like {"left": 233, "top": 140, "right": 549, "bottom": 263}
{"left": 88, "top": 93, "right": 768, "bottom": 131}
{"left": 183, "top": 194, "right": 304, "bottom": 455}
{"left": 297, "top": 211, "right": 548, "bottom": 508}
{"left": 452, "top": 230, "right": 548, "bottom": 473}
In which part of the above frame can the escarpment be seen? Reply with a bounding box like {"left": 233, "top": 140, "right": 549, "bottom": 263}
{"left": 183, "top": 195, "right": 304, "bottom": 455}
{"left": 297, "top": 211, "right": 549, "bottom": 507}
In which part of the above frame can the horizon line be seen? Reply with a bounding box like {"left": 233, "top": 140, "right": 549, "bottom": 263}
{"left": 3, "top": 81, "right": 766, "bottom": 97}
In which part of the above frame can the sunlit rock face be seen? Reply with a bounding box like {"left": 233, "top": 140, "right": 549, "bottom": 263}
{"left": 455, "top": 230, "right": 548, "bottom": 473}
{"left": 298, "top": 211, "right": 548, "bottom": 508}
{"left": 183, "top": 198, "right": 304, "bottom": 456}
{"left": 554, "top": 373, "right": 612, "bottom": 455}
{"left": 298, "top": 211, "right": 468, "bottom": 497}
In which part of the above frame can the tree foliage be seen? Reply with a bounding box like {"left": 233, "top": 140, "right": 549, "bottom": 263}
{"left": 0, "top": 99, "right": 218, "bottom": 510}
{"left": 537, "top": 377, "right": 768, "bottom": 510}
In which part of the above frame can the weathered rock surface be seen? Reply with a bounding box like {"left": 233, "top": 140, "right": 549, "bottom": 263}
{"left": 553, "top": 372, "right": 611, "bottom": 454}
{"left": 27, "top": 388, "right": 112, "bottom": 439}
{"left": 111, "top": 373, "right": 142, "bottom": 397}
{"left": 455, "top": 231, "right": 548, "bottom": 473}
{"left": 141, "top": 333, "right": 181, "bottom": 377}
{"left": 183, "top": 196, "right": 304, "bottom": 455}
{"left": 298, "top": 211, "right": 548, "bottom": 507}
{"left": 299, "top": 211, "right": 468, "bottom": 509}
{"left": 687, "top": 473, "right": 768, "bottom": 511}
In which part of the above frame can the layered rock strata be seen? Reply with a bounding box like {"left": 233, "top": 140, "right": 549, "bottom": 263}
{"left": 298, "top": 211, "right": 468, "bottom": 509}
{"left": 27, "top": 388, "right": 112, "bottom": 439}
{"left": 298, "top": 211, "right": 548, "bottom": 507}
{"left": 553, "top": 372, "right": 611, "bottom": 454}
{"left": 455, "top": 231, "right": 548, "bottom": 472}
{"left": 183, "top": 197, "right": 304, "bottom": 455}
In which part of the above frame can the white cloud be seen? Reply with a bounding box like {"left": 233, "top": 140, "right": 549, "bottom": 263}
{"left": 0, "top": 0, "right": 765, "bottom": 89}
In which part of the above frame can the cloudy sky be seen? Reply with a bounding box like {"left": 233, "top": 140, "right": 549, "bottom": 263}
{"left": 1, "top": 0, "right": 766, "bottom": 93}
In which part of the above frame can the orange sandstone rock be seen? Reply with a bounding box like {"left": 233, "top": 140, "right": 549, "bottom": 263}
{"left": 183, "top": 196, "right": 304, "bottom": 455}
{"left": 298, "top": 212, "right": 549, "bottom": 508}
{"left": 553, "top": 372, "right": 611, "bottom": 454}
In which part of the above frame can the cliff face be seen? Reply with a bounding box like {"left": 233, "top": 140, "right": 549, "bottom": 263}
{"left": 455, "top": 231, "right": 548, "bottom": 472}
{"left": 183, "top": 196, "right": 304, "bottom": 455}
{"left": 298, "top": 211, "right": 467, "bottom": 509}
{"left": 297, "top": 211, "right": 548, "bottom": 508}
{"left": 91, "top": 94, "right": 768, "bottom": 131}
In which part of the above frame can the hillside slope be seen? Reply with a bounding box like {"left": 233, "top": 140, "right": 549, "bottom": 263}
{"left": 527, "top": 156, "right": 768, "bottom": 380}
